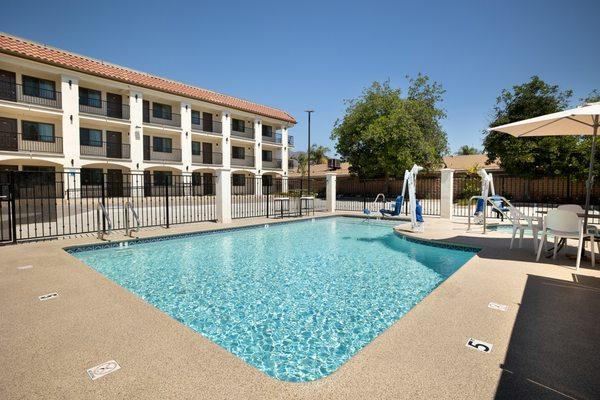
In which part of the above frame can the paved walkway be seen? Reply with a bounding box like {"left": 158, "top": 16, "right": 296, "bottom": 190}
{"left": 1, "top": 214, "right": 598, "bottom": 399}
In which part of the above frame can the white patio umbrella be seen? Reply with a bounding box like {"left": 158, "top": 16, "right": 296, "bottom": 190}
{"left": 488, "top": 102, "right": 600, "bottom": 230}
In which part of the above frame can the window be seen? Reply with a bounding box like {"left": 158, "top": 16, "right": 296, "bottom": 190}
{"left": 232, "top": 146, "right": 245, "bottom": 159}
{"left": 262, "top": 175, "right": 273, "bottom": 187}
{"left": 232, "top": 174, "right": 246, "bottom": 187}
{"left": 152, "top": 103, "right": 172, "bottom": 120}
{"left": 153, "top": 137, "right": 172, "bottom": 152}
{"left": 153, "top": 171, "right": 172, "bottom": 186}
{"left": 262, "top": 150, "right": 273, "bottom": 162}
{"left": 191, "top": 110, "right": 201, "bottom": 125}
{"left": 192, "top": 141, "right": 201, "bottom": 155}
{"left": 80, "top": 128, "right": 102, "bottom": 146}
{"left": 81, "top": 168, "right": 103, "bottom": 185}
{"left": 232, "top": 118, "right": 245, "bottom": 132}
{"left": 22, "top": 76, "right": 56, "bottom": 99}
{"left": 262, "top": 125, "right": 273, "bottom": 137}
{"left": 79, "top": 87, "right": 101, "bottom": 108}
{"left": 22, "top": 121, "right": 55, "bottom": 142}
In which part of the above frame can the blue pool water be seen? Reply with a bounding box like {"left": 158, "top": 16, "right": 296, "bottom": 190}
{"left": 71, "top": 217, "right": 476, "bottom": 382}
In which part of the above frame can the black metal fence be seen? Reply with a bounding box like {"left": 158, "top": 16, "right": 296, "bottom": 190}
{"left": 335, "top": 175, "right": 441, "bottom": 216}
{"left": 0, "top": 171, "right": 216, "bottom": 243}
{"left": 231, "top": 176, "right": 326, "bottom": 219}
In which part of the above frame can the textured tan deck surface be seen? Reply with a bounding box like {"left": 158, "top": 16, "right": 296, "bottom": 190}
{"left": 1, "top": 214, "right": 598, "bottom": 399}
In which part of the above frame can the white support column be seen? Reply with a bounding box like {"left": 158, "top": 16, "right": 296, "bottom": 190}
{"left": 180, "top": 102, "right": 192, "bottom": 173}
{"left": 60, "top": 75, "right": 80, "bottom": 172}
{"left": 221, "top": 111, "right": 231, "bottom": 169}
{"left": 182, "top": 172, "right": 192, "bottom": 196}
{"left": 281, "top": 126, "right": 289, "bottom": 178}
{"left": 326, "top": 172, "right": 337, "bottom": 212}
{"left": 254, "top": 173, "right": 262, "bottom": 197}
{"left": 282, "top": 176, "right": 289, "bottom": 193}
{"left": 440, "top": 168, "right": 454, "bottom": 219}
{"left": 216, "top": 168, "right": 232, "bottom": 223}
{"left": 254, "top": 118, "right": 262, "bottom": 172}
{"left": 129, "top": 90, "right": 144, "bottom": 173}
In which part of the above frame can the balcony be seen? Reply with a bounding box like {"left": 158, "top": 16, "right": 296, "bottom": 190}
{"left": 80, "top": 140, "right": 130, "bottom": 159}
{"left": 263, "top": 159, "right": 282, "bottom": 169}
{"left": 231, "top": 125, "right": 254, "bottom": 140}
{"left": 144, "top": 147, "right": 182, "bottom": 162}
{"left": 231, "top": 155, "right": 254, "bottom": 167}
{"left": 288, "top": 135, "right": 294, "bottom": 146}
{"left": 79, "top": 99, "right": 130, "bottom": 120}
{"left": 192, "top": 152, "right": 222, "bottom": 165}
{"left": 262, "top": 132, "right": 282, "bottom": 144}
{"left": 0, "top": 81, "right": 62, "bottom": 109}
{"left": 191, "top": 117, "right": 222, "bottom": 134}
{"left": 0, "top": 131, "right": 63, "bottom": 154}
{"left": 143, "top": 110, "right": 181, "bottom": 128}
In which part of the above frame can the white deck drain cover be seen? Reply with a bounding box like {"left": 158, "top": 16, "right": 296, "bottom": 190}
{"left": 87, "top": 360, "right": 121, "bottom": 380}
{"left": 17, "top": 265, "right": 33, "bottom": 270}
{"left": 466, "top": 338, "right": 493, "bottom": 353}
{"left": 488, "top": 302, "right": 508, "bottom": 311}
{"left": 38, "top": 292, "right": 58, "bottom": 301}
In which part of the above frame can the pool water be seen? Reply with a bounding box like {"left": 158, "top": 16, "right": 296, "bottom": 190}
{"left": 72, "top": 217, "right": 476, "bottom": 382}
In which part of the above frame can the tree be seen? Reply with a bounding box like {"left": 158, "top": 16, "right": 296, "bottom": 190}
{"left": 330, "top": 76, "right": 448, "bottom": 179}
{"left": 456, "top": 145, "right": 481, "bottom": 155}
{"left": 309, "top": 144, "right": 330, "bottom": 165}
{"left": 483, "top": 76, "right": 594, "bottom": 179}
{"left": 291, "top": 152, "right": 308, "bottom": 176}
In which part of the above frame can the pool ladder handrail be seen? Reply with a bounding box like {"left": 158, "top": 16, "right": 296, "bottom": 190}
{"left": 467, "top": 195, "right": 516, "bottom": 234}
{"left": 97, "top": 202, "right": 113, "bottom": 240}
{"left": 124, "top": 201, "right": 140, "bottom": 237}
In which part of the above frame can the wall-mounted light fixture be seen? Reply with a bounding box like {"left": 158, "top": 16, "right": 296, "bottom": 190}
{"left": 186, "top": 166, "right": 189, "bottom": 171}
{"left": 226, "top": 137, "right": 229, "bottom": 143}
{"left": 136, "top": 163, "right": 139, "bottom": 169}
{"left": 258, "top": 143, "right": 261, "bottom": 147}
{"left": 185, "top": 131, "right": 188, "bottom": 137}
{"left": 70, "top": 159, "right": 74, "bottom": 166}
{"left": 69, "top": 115, "right": 73, "bottom": 123}
{"left": 135, "top": 94, "right": 138, "bottom": 101}
{"left": 68, "top": 80, "right": 72, "bottom": 88}
{"left": 284, "top": 147, "right": 287, "bottom": 151}
{"left": 185, "top": 105, "right": 188, "bottom": 110}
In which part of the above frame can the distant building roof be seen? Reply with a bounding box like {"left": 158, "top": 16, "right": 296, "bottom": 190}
{"left": 289, "top": 161, "right": 352, "bottom": 177}
{"left": 442, "top": 154, "right": 500, "bottom": 172}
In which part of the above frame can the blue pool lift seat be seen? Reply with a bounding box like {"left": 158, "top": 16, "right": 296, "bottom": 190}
{"left": 415, "top": 200, "right": 424, "bottom": 222}
{"left": 380, "top": 196, "right": 404, "bottom": 217}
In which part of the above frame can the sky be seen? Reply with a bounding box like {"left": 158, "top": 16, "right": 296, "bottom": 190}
{"left": 2, "top": 0, "right": 599, "bottom": 156}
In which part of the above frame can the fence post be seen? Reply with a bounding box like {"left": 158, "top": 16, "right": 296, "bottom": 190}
{"left": 266, "top": 182, "right": 270, "bottom": 218}
{"left": 326, "top": 172, "right": 337, "bottom": 212}
{"left": 300, "top": 179, "right": 303, "bottom": 217}
{"left": 101, "top": 172, "right": 106, "bottom": 233}
{"left": 165, "top": 178, "right": 170, "bottom": 228}
{"left": 362, "top": 181, "right": 367, "bottom": 211}
{"left": 9, "top": 170, "right": 17, "bottom": 244}
{"left": 440, "top": 168, "right": 454, "bottom": 219}
{"left": 216, "top": 169, "right": 232, "bottom": 223}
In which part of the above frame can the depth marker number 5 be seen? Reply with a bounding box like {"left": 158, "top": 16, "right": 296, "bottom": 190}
{"left": 466, "top": 338, "right": 492, "bottom": 353}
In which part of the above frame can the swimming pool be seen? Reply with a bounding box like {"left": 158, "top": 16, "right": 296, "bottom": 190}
{"left": 70, "top": 217, "right": 476, "bottom": 382}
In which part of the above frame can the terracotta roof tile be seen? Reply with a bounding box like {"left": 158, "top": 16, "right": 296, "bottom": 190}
{"left": 0, "top": 33, "right": 296, "bottom": 124}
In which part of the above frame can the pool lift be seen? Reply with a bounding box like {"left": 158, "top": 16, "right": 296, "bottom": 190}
{"left": 397, "top": 164, "right": 425, "bottom": 232}
{"left": 467, "top": 168, "right": 512, "bottom": 233}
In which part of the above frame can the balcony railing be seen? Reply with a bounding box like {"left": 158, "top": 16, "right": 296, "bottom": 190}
{"left": 0, "top": 81, "right": 62, "bottom": 109}
{"left": 288, "top": 135, "right": 294, "bottom": 146}
{"left": 143, "top": 110, "right": 181, "bottom": 128}
{"left": 231, "top": 125, "right": 254, "bottom": 140}
{"left": 231, "top": 155, "right": 255, "bottom": 167}
{"left": 80, "top": 141, "right": 131, "bottom": 159}
{"left": 144, "top": 147, "right": 182, "bottom": 162}
{"left": 263, "top": 159, "right": 283, "bottom": 169}
{"left": 0, "top": 131, "right": 63, "bottom": 154}
{"left": 191, "top": 118, "right": 222, "bottom": 134}
{"left": 262, "top": 132, "right": 282, "bottom": 144}
{"left": 79, "top": 99, "right": 130, "bottom": 120}
{"left": 192, "top": 152, "right": 223, "bottom": 165}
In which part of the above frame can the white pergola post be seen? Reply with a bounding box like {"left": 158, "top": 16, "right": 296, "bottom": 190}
{"left": 326, "top": 172, "right": 337, "bottom": 212}
{"left": 440, "top": 168, "right": 454, "bottom": 219}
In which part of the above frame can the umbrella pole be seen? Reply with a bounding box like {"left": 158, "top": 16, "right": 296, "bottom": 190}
{"left": 583, "top": 116, "right": 599, "bottom": 233}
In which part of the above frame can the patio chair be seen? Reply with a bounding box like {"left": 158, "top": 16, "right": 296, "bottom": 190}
{"left": 536, "top": 209, "right": 595, "bottom": 271}
{"left": 507, "top": 206, "right": 541, "bottom": 253}
{"left": 557, "top": 204, "right": 584, "bottom": 213}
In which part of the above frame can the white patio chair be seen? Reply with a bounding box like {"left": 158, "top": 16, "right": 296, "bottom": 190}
{"left": 507, "top": 206, "right": 541, "bottom": 253}
{"left": 557, "top": 204, "right": 584, "bottom": 213}
{"left": 536, "top": 209, "right": 595, "bottom": 271}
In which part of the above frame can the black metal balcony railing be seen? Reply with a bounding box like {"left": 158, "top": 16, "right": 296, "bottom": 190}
{"left": 144, "top": 147, "right": 182, "bottom": 162}
{"left": 0, "top": 131, "right": 63, "bottom": 154}
{"left": 80, "top": 141, "right": 131, "bottom": 159}
{"left": 192, "top": 152, "right": 223, "bottom": 165}
{"left": 262, "top": 132, "right": 282, "bottom": 144}
{"left": 79, "top": 99, "right": 130, "bottom": 120}
{"left": 143, "top": 110, "right": 181, "bottom": 128}
{"left": 288, "top": 135, "right": 294, "bottom": 146}
{"left": 263, "top": 159, "right": 283, "bottom": 169}
{"left": 0, "top": 81, "right": 62, "bottom": 109}
{"left": 231, "top": 125, "right": 254, "bottom": 140}
{"left": 231, "top": 155, "right": 255, "bottom": 167}
{"left": 191, "top": 118, "right": 222, "bottom": 134}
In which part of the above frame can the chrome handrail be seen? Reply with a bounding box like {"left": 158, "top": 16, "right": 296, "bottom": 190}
{"left": 124, "top": 201, "right": 140, "bottom": 237}
{"left": 467, "top": 195, "right": 516, "bottom": 234}
{"left": 97, "top": 202, "right": 112, "bottom": 240}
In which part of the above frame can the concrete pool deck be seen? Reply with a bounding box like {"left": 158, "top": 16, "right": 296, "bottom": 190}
{"left": 1, "top": 214, "right": 599, "bottom": 399}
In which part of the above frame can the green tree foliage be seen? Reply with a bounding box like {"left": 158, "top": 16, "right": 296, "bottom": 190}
{"left": 291, "top": 152, "right": 308, "bottom": 176}
{"left": 330, "top": 76, "right": 448, "bottom": 179}
{"left": 483, "top": 76, "right": 599, "bottom": 179}
{"left": 309, "top": 144, "right": 330, "bottom": 164}
{"left": 456, "top": 145, "right": 481, "bottom": 155}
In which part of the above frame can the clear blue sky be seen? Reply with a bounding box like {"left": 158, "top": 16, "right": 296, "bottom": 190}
{"left": 3, "top": 0, "right": 598, "bottom": 155}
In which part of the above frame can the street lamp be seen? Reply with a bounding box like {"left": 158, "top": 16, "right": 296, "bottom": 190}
{"left": 305, "top": 110, "right": 314, "bottom": 194}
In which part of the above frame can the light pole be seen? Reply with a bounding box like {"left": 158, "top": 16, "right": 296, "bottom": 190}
{"left": 305, "top": 110, "right": 314, "bottom": 194}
